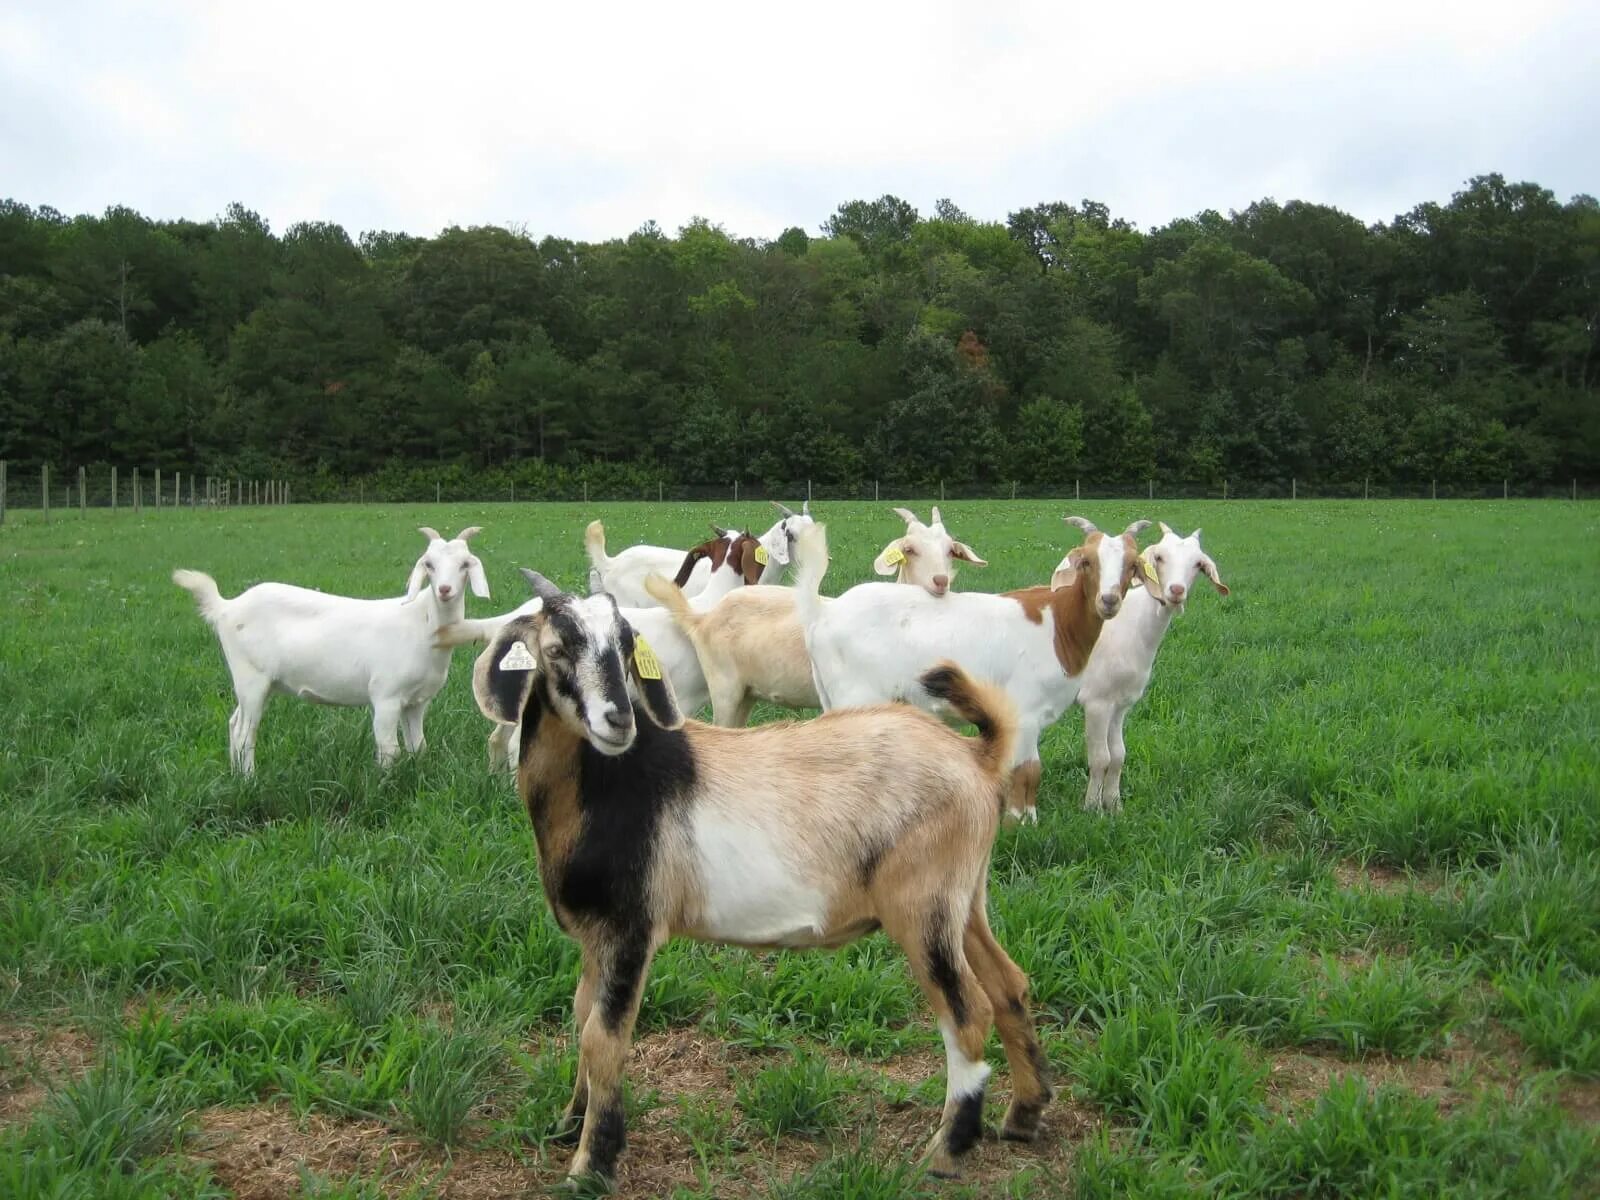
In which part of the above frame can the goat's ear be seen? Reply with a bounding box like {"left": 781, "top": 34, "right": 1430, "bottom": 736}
{"left": 951, "top": 540, "right": 987, "bottom": 567}
{"left": 624, "top": 623, "right": 684, "bottom": 730}
{"left": 1135, "top": 554, "right": 1165, "bottom": 599}
{"left": 467, "top": 556, "right": 490, "bottom": 599}
{"left": 1050, "top": 550, "right": 1086, "bottom": 591}
{"left": 891, "top": 507, "right": 918, "bottom": 526}
{"left": 760, "top": 525, "right": 791, "bottom": 565}
{"left": 404, "top": 556, "right": 429, "bottom": 603}
{"left": 1197, "top": 554, "right": 1229, "bottom": 596}
{"left": 473, "top": 617, "right": 541, "bottom": 725}
{"left": 739, "top": 539, "right": 763, "bottom": 583}
{"left": 673, "top": 546, "right": 708, "bottom": 587}
{"left": 873, "top": 539, "right": 907, "bottom": 576}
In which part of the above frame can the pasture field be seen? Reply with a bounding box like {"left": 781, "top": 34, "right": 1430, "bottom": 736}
{"left": 0, "top": 499, "right": 1597, "bottom": 1198}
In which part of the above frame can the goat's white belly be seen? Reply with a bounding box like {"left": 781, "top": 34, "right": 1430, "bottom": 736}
{"left": 689, "top": 813, "right": 828, "bottom": 945}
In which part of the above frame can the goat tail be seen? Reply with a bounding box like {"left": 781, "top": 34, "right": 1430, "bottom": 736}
{"left": 434, "top": 616, "right": 499, "bottom": 650}
{"left": 918, "top": 662, "right": 1019, "bottom": 783}
{"left": 584, "top": 520, "right": 611, "bottom": 571}
{"left": 644, "top": 572, "right": 700, "bottom": 630}
{"left": 791, "top": 523, "right": 828, "bottom": 632}
{"left": 171, "top": 569, "right": 226, "bottom": 624}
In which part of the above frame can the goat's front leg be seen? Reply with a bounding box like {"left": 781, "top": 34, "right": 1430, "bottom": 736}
{"left": 1101, "top": 703, "right": 1131, "bottom": 814}
{"left": 566, "top": 928, "right": 660, "bottom": 1184}
{"left": 1082, "top": 704, "right": 1113, "bottom": 813}
{"left": 551, "top": 957, "right": 600, "bottom": 1145}
{"left": 370, "top": 698, "right": 402, "bottom": 768}
{"left": 399, "top": 701, "right": 428, "bottom": 755}
{"left": 1006, "top": 727, "right": 1043, "bottom": 823}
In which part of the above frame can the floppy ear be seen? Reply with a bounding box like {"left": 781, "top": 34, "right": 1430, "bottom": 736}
{"left": 739, "top": 539, "right": 763, "bottom": 583}
{"left": 673, "top": 546, "right": 708, "bottom": 587}
{"left": 760, "top": 525, "right": 791, "bottom": 565}
{"left": 624, "top": 622, "right": 684, "bottom": 730}
{"left": 472, "top": 616, "right": 542, "bottom": 725}
{"left": 404, "top": 556, "right": 429, "bottom": 603}
{"left": 873, "top": 539, "right": 908, "bottom": 576}
{"left": 1051, "top": 550, "right": 1085, "bottom": 591}
{"left": 950, "top": 541, "right": 987, "bottom": 567}
{"left": 467, "top": 556, "right": 490, "bottom": 599}
{"left": 1198, "top": 554, "right": 1229, "bottom": 596}
{"left": 1136, "top": 554, "right": 1165, "bottom": 600}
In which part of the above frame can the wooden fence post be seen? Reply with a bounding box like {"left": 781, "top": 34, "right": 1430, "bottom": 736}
{"left": 874, "top": 480, "right": 880, "bottom": 502}
{"left": 1292, "top": 478, "right": 1297, "bottom": 500}
{"left": 1503, "top": 479, "right": 1508, "bottom": 500}
{"left": 79, "top": 466, "right": 86, "bottom": 514}
{"left": 1223, "top": 479, "right": 1228, "bottom": 500}
{"left": 435, "top": 480, "right": 441, "bottom": 504}
{"left": 1573, "top": 479, "right": 1578, "bottom": 501}
{"left": 583, "top": 480, "right": 588, "bottom": 504}
{"left": 135, "top": 469, "right": 142, "bottom": 514}
{"left": 156, "top": 468, "right": 162, "bottom": 509}
{"left": 940, "top": 479, "right": 945, "bottom": 502}
{"left": 359, "top": 482, "right": 364, "bottom": 505}
{"left": 175, "top": 471, "right": 181, "bottom": 508}
{"left": 1364, "top": 476, "right": 1369, "bottom": 500}
{"left": 1011, "top": 480, "right": 1017, "bottom": 500}
{"left": 43, "top": 464, "right": 50, "bottom": 523}
{"left": 1075, "top": 478, "right": 1080, "bottom": 501}
{"left": 190, "top": 473, "right": 195, "bottom": 507}
{"left": 808, "top": 479, "right": 813, "bottom": 503}
{"left": 112, "top": 467, "right": 119, "bottom": 513}
{"left": 734, "top": 479, "right": 739, "bottom": 503}
{"left": 1432, "top": 479, "right": 1437, "bottom": 501}
{"left": 1148, "top": 478, "right": 1153, "bottom": 501}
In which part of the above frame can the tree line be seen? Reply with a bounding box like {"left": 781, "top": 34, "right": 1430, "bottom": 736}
{"left": 1, "top": 175, "right": 1596, "bottom": 491}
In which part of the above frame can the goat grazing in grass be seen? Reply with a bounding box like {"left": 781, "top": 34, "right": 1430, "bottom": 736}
{"left": 801, "top": 517, "right": 1152, "bottom": 822}
{"left": 172, "top": 527, "right": 489, "bottom": 773}
{"left": 1076, "top": 522, "right": 1229, "bottom": 813}
{"left": 466, "top": 565, "right": 1050, "bottom": 1184}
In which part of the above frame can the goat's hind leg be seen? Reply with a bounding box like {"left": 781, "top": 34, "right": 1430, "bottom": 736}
{"left": 963, "top": 884, "right": 1052, "bottom": 1141}
{"left": 227, "top": 667, "right": 271, "bottom": 776}
{"left": 887, "top": 901, "right": 996, "bottom": 1178}
{"left": 566, "top": 927, "right": 661, "bottom": 1183}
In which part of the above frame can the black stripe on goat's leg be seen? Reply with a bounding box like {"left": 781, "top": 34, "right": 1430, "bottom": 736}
{"left": 552, "top": 956, "right": 601, "bottom": 1146}
{"left": 888, "top": 902, "right": 995, "bottom": 1178}
{"left": 565, "top": 930, "right": 661, "bottom": 1184}
{"left": 962, "top": 890, "right": 1052, "bottom": 1142}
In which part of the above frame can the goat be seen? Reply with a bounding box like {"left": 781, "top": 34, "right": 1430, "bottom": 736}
{"left": 637, "top": 505, "right": 984, "bottom": 724}
{"left": 876, "top": 506, "right": 987, "bottom": 597}
{"left": 585, "top": 503, "right": 811, "bottom": 607}
{"left": 444, "top": 532, "right": 765, "bottom": 770}
{"left": 465, "top": 567, "right": 1049, "bottom": 1184}
{"left": 1077, "top": 522, "right": 1229, "bottom": 813}
{"left": 800, "top": 517, "right": 1152, "bottom": 822}
{"left": 172, "top": 526, "right": 489, "bottom": 773}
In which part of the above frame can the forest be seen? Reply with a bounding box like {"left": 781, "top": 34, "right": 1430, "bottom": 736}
{"left": 1, "top": 175, "right": 1596, "bottom": 493}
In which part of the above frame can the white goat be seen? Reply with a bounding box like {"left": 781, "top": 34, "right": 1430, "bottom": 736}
{"left": 876, "top": 506, "right": 987, "bottom": 596}
{"left": 584, "top": 503, "right": 813, "bottom": 607}
{"left": 642, "top": 505, "right": 986, "bottom": 724}
{"left": 799, "top": 517, "right": 1153, "bottom": 822}
{"left": 444, "top": 533, "right": 762, "bottom": 770}
{"left": 1076, "top": 522, "right": 1229, "bottom": 813}
{"left": 172, "top": 526, "right": 489, "bottom": 773}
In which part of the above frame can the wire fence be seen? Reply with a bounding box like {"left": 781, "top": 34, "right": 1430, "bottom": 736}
{"left": 0, "top": 461, "right": 1595, "bottom": 525}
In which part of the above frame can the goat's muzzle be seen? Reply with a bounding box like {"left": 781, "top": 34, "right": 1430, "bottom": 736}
{"left": 1097, "top": 592, "right": 1123, "bottom": 619}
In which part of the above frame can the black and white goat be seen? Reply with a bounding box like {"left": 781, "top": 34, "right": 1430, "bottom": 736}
{"left": 465, "top": 565, "right": 1050, "bottom": 1184}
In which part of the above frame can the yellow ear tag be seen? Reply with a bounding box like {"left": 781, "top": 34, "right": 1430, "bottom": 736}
{"left": 632, "top": 635, "right": 663, "bottom": 681}
{"left": 754, "top": 544, "right": 769, "bottom": 566}
{"left": 883, "top": 546, "right": 905, "bottom": 567}
{"left": 1140, "top": 557, "right": 1160, "bottom": 586}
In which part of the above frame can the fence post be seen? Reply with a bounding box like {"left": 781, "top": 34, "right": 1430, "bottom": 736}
{"left": 156, "top": 468, "right": 163, "bottom": 509}
{"left": 1292, "top": 478, "right": 1297, "bottom": 501}
{"left": 112, "top": 467, "right": 119, "bottom": 513}
{"left": 175, "top": 471, "right": 181, "bottom": 508}
{"left": 0, "top": 460, "right": 6, "bottom": 526}
{"left": 1503, "top": 479, "right": 1508, "bottom": 500}
{"left": 1148, "top": 478, "right": 1153, "bottom": 501}
{"left": 808, "top": 479, "right": 813, "bottom": 503}
{"left": 1364, "top": 476, "right": 1369, "bottom": 500}
{"left": 1223, "top": 479, "right": 1228, "bottom": 501}
{"left": 657, "top": 482, "right": 662, "bottom": 503}
{"left": 1075, "top": 479, "right": 1080, "bottom": 501}
{"left": 435, "top": 480, "right": 441, "bottom": 504}
{"left": 734, "top": 479, "right": 739, "bottom": 503}
{"left": 43, "top": 464, "right": 50, "bottom": 523}
{"left": 359, "top": 482, "right": 364, "bottom": 505}
{"left": 940, "top": 479, "right": 945, "bottom": 502}
{"left": 1011, "top": 480, "right": 1017, "bottom": 500}
{"left": 135, "top": 469, "right": 142, "bottom": 514}
{"left": 1574, "top": 479, "right": 1578, "bottom": 502}
{"left": 79, "top": 466, "right": 86, "bottom": 515}
{"left": 583, "top": 480, "right": 588, "bottom": 505}
{"left": 190, "top": 473, "right": 195, "bottom": 507}
{"left": 1432, "top": 479, "right": 1437, "bottom": 501}
{"left": 875, "top": 479, "right": 880, "bottom": 502}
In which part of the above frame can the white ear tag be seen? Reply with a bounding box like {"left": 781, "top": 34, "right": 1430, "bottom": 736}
{"left": 499, "top": 640, "right": 536, "bottom": 672}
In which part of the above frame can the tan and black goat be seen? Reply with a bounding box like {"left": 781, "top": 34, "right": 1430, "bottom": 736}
{"left": 462, "top": 565, "right": 1051, "bottom": 1185}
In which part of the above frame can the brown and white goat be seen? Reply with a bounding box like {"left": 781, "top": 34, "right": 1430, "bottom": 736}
{"left": 585, "top": 522, "right": 764, "bottom": 607}
{"left": 801, "top": 517, "right": 1154, "bottom": 821}
{"left": 467, "top": 570, "right": 1049, "bottom": 1184}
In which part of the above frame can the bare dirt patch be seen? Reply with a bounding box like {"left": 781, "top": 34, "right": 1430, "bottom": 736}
{"left": 1332, "top": 859, "right": 1442, "bottom": 895}
{"left": 0, "top": 1022, "right": 96, "bottom": 1126}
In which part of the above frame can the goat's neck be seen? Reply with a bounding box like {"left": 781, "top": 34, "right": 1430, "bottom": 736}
{"left": 419, "top": 586, "right": 468, "bottom": 635}
{"left": 1120, "top": 587, "right": 1176, "bottom": 652}
{"left": 1047, "top": 577, "right": 1105, "bottom": 677}
{"left": 520, "top": 704, "right": 583, "bottom": 869}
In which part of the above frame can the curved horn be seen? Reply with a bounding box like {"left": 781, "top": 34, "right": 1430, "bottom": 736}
{"left": 892, "top": 507, "right": 919, "bottom": 525}
{"left": 1122, "top": 519, "right": 1152, "bottom": 537}
{"left": 1063, "top": 516, "right": 1099, "bottom": 535}
{"left": 1158, "top": 521, "right": 1176, "bottom": 537}
{"left": 453, "top": 525, "right": 483, "bottom": 542}
{"left": 418, "top": 526, "right": 443, "bottom": 542}
{"left": 519, "top": 568, "right": 565, "bottom": 604}
{"left": 771, "top": 500, "right": 796, "bottom": 518}
{"left": 930, "top": 505, "right": 943, "bottom": 527}
{"left": 710, "top": 523, "right": 729, "bottom": 538}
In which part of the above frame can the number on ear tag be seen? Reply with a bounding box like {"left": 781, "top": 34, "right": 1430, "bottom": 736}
{"left": 1140, "top": 557, "right": 1160, "bottom": 586}
{"left": 754, "top": 544, "right": 770, "bottom": 566}
{"left": 633, "top": 635, "right": 663, "bottom": 680}
{"left": 883, "top": 546, "right": 905, "bottom": 567}
{"left": 499, "top": 640, "right": 536, "bottom": 672}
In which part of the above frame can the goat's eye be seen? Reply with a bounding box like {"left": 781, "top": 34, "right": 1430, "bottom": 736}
{"left": 545, "top": 645, "right": 565, "bottom": 661}
{"left": 424, "top": 559, "right": 434, "bottom": 569}
{"left": 903, "top": 545, "right": 917, "bottom": 556}
{"left": 1153, "top": 554, "right": 1164, "bottom": 564}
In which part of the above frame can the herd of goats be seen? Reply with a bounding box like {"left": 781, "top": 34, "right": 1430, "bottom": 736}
{"left": 171, "top": 503, "right": 1228, "bottom": 1182}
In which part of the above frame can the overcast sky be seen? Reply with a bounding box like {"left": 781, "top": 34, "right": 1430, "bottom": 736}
{"left": 3, "top": 0, "right": 1595, "bottom": 243}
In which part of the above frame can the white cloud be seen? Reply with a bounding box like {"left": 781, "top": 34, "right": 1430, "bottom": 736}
{"left": 1, "top": 0, "right": 1594, "bottom": 240}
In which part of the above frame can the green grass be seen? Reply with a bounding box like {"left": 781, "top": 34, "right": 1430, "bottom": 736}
{"left": 0, "top": 498, "right": 1597, "bottom": 1196}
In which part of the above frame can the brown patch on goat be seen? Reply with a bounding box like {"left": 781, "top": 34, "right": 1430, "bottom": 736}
{"left": 1006, "top": 531, "right": 1140, "bottom": 677}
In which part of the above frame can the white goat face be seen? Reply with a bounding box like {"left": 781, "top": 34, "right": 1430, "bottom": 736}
{"left": 873, "top": 506, "right": 987, "bottom": 597}
{"left": 407, "top": 526, "right": 489, "bottom": 604}
{"left": 760, "top": 502, "right": 816, "bottom": 567}
{"left": 1141, "top": 523, "right": 1229, "bottom": 612}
